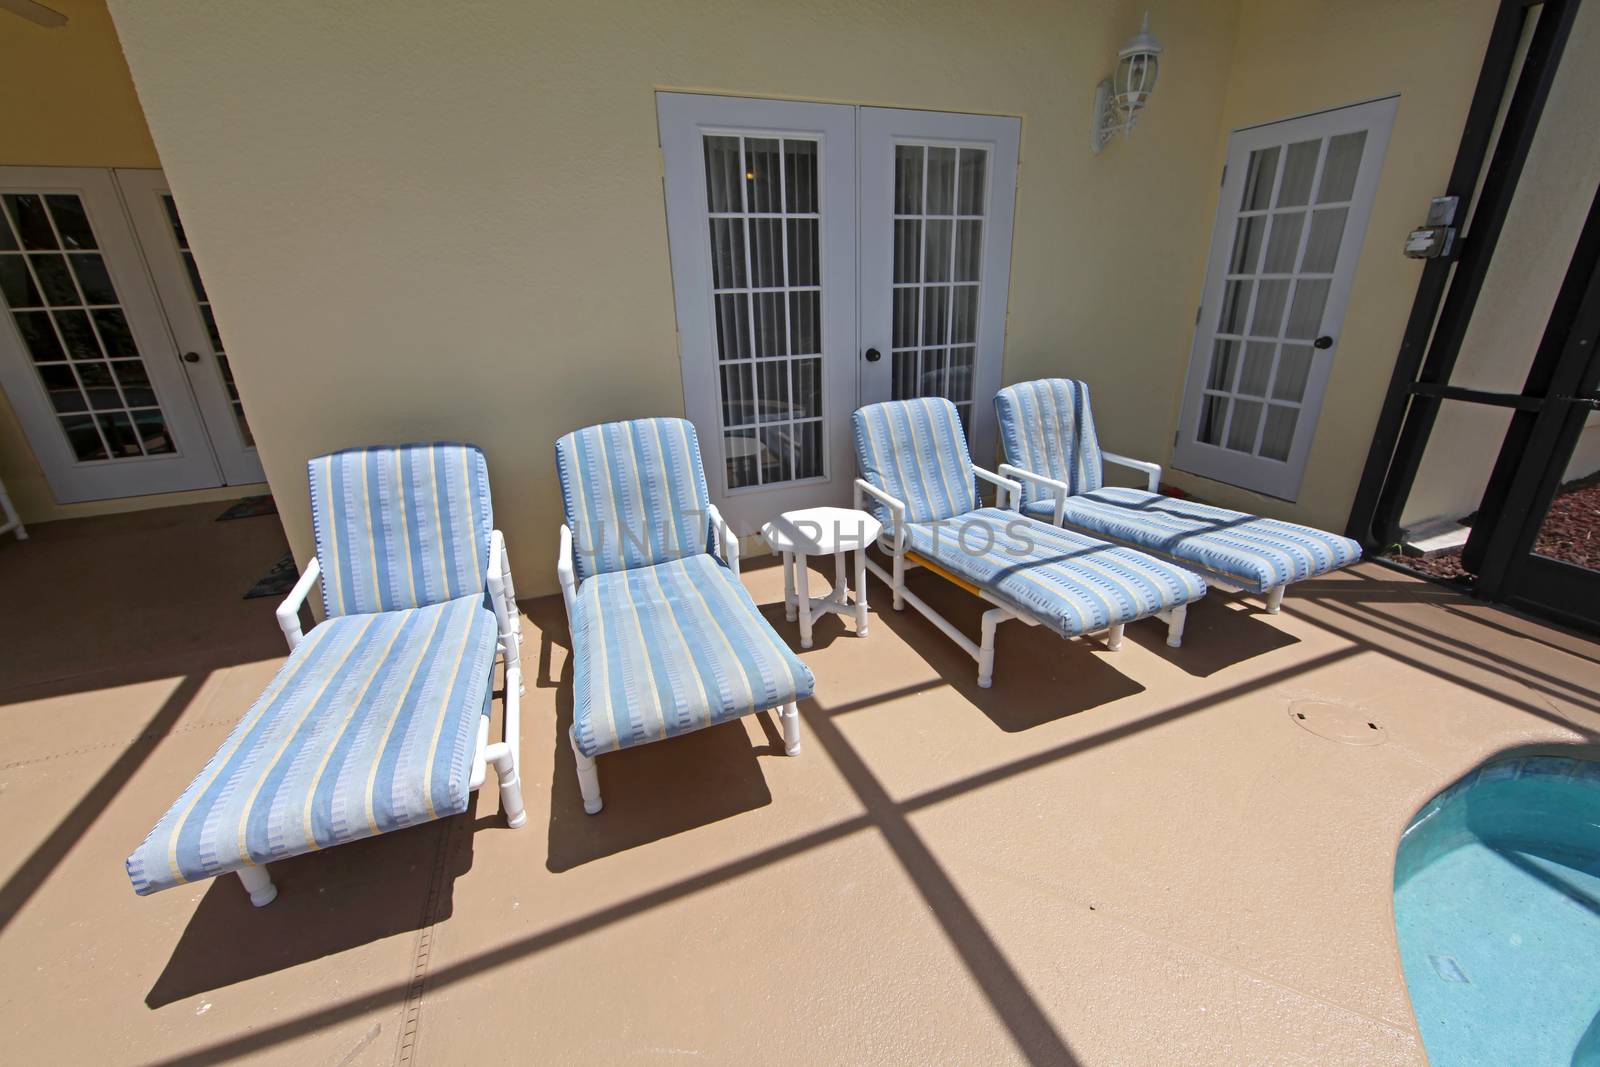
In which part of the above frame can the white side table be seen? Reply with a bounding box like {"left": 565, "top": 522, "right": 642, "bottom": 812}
{"left": 761, "top": 506, "right": 882, "bottom": 649}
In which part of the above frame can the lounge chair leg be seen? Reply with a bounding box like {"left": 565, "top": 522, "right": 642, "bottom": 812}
{"left": 977, "top": 608, "right": 1004, "bottom": 688}
{"left": 1106, "top": 623, "right": 1125, "bottom": 651}
{"left": 236, "top": 865, "right": 277, "bottom": 907}
{"left": 1265, "top": 586, "right": 1285, "bottom": 614}
{"left": 490, "top": 748, "right": 527, "bottom": 828}
{"left": 1166, "top": 604, "right": 1188, "bottom": 648}
{"left": 570, "top": 726, "right": 602, "bottom": 815}
{"left": 892, "top": 551, "right": 906, "bottom": 611}
{"left": 780, "top": 701, "right": 801, "bottom": 756}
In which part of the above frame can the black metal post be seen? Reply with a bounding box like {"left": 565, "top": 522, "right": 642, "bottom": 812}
{"left": 1467, "top": 180, "right": 1600, "bottom": 597}
{"left": 1344, "top": 0, "right": 1574, "bottom": 547}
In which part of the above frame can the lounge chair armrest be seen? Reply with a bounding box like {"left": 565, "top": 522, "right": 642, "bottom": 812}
{"left": 1103, "top": 451, "right": 1162, "bottom": 493}
{"left": 998, "top": 463, "right": 1067, "bottom": 525}
{"left": 276, "top": 554, "right": 321, "bottom": 652}
{"left": 707, "top": 503, "right": 740, "bottom": 578}
{"left": 557, "top": 524, "right": 578, "bottom": 628}
{"left": 854, "top": 478, "right": 907, "bottom": 553}
{"left": 486, "top": 529, "right": 515, "bottom": 637}
{"left": 972, "top": 465, "right": 1023, "bottom": 511}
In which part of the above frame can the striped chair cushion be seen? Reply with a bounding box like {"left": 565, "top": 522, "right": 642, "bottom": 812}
{"left": 994, "top": 378, "right": 1104, "bottom": 508}
{"left": 308, "top": 444, "right": 492, "bottom": 618}
{"left": 126, "top": 595, "right": 496, "bottom": 896}
{"left": 556, "top": 418, "right": 713, "bottom": 582}
{"left": 1023, "top": 487, "right": 1363, "bottom": 593}
{"left": 570, "top": 553, "right": 814, "bottom": 758}
{"left": 853, "top": 398, "right": 976, "bottom": 525}
{"left": 903, "top": 508, "right": 1206, "bottom": 637}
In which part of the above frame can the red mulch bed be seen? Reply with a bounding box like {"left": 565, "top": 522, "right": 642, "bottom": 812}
{"left": 1531, "top": 471, "right": 1600, "bottom": 570}
{"left": 1384, "top": 470, "right": 1600, "bottom": 581}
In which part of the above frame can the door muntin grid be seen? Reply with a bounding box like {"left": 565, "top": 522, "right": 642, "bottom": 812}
{"left": 0, "top": 192, "right": 179, "bottom": 463}
{"left": 1194, "top": 131, "right": 1367, "bottom": 463}
{"left": 160, "top": 195, "right": 252, "bottom": 447}
{"left": 704, "top": 133, "right": 825, "bottom": 492}
{"left": 890, "top": 142, "right": 988, "bottom": 439}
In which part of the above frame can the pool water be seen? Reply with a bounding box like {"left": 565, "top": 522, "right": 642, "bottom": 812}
{"left": 1394, "top": 755, "right": 1600, "bottom": 1066}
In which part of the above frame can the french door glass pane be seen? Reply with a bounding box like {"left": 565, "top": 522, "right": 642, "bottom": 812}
{"left": 1317, "top": 132, "right": 1367, "bottom": 203}
{"left": 1259, "top": 405, "right": 1298, "bottom": 461}
{"left": 1196, "top": 127, "right": 1362, "bottom": 465}
{"left": 1302, "top": 208, "right": 1348, "bottom": 272}
{"left": 889, "top": 143, "right": 989, "bottom": 438}
{"left": 1276, "top": 140, "right": 1321, "bottom": 208}
{"left": 1198, "top": 395, "right": 1228, "bottom": 446}
{"left": 1229, "top": 216, "right": 1265, "bottom": 273}
{"left": 1240, "top": 147, "right": 1279, "bottom": 211}
{"left": 161, "top": 196, "right": 251, "bottom": 444}
{"left": 703, "top": 133, "right": 824, "bottom": 489}
{"left": 1226, "top": 399, "right": 1263, "bottom": 452}
{"left": 0, "top": 192, "right": 179, "bottom": 461}
{"left": 1262, "top": 212, "right": 1304, "bottom": 274}
{"left": 1273, "top": 345, "right": 1313, "bottom": 402}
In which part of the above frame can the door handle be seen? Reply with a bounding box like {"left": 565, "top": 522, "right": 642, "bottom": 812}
{"left": 180, "top": 351, "right": 202, "bottom": 364}
{"left": 864, "top": 347, "right": 882, "bottom": 363}
{"left": 1313, "top": 336, "right": 1334, "bottom": 350}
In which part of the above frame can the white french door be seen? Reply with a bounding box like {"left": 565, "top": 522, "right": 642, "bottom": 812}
{"left": 858, "top": 108, "right": 1019, "bottom": 466}
{"left": 0, "top": 166, "right": 260, "bottom": 504}
{"left": 1174, "top": 97, "right": 1396, "bottom": 501}
{"left": 660, "top": 95, "right": 858, "bottom": 533}
{"left": 658, "top": 94, "right": 1018, "bottom": 532}
{"left": 117, "top": 170, "right": 263, "bottom": 485}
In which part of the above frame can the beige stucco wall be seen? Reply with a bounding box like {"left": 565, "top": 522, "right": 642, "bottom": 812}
{"left": 0, "top": 0, "right": 264, "bottom": 522}
{"left": 104, "top": 0, "right": 1503, "bottom": 591}
{"left": 1402, "top": 0, "right": 1600, "bottom": 529}
{"left": 105, "top": 0, "right": 1243, "bottom": 592}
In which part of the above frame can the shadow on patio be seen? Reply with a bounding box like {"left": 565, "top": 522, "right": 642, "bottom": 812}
{"left": 1, "top": 504, "right": 1597, "bottom": 1066}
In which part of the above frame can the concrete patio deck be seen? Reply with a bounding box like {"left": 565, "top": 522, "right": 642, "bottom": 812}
{"left": 1, "top": 502, "right": 1596, "bottom": 1066}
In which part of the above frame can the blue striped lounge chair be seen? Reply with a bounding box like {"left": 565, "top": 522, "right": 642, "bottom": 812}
{"left": 994, "top": 379, "right": 1362, "bottom": 614}
{"left": 126, "top": 444, "right": 526, "bottom": 908}
{"left": 555, "top": 417, "right": 814, "bottom": 814}
{"left": 853, "top": 398, "right": 1207, "bottom": 687}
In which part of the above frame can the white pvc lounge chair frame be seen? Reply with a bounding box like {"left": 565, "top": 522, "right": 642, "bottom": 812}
{"left": 998, "top": 455, "right": 1287, "bottom": 614}
{"left": 555, "top": 503, "right": 800, "bottom": 815}
{"left": 853, "top": 467, "right": 1189, "bottom": 689}
{"left": 258, "top": 530, "right": 527, "bottom": 906}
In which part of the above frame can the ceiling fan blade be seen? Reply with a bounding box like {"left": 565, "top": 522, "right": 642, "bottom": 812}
{"left": 0, "top": 0, "right": 68, "bottom": 28}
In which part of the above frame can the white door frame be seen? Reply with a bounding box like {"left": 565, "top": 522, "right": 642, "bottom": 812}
{"left": 115, "top": 168, "right": 264, "bottom": 485}
{"left": 858, "top": 107, "right": 1020, "bottom": 467}
{"left": 1173, "top": 96, "right": 1397, "bottom": 501}
{"left": 0, "top": 166, "right": 223, "bottom": 502}
{"left": 659, "top": 93, "right": 859, "bottom": 534}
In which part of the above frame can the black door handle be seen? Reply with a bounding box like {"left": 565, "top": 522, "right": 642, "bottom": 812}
{"left": 180, "top": 351, "right": 202, "bottom": 364}
{"left": 1313, "top": 336, "right": 1334, "bottom": 350}
{"left": 864, "top": 347, "right": 882, "bottom": 363}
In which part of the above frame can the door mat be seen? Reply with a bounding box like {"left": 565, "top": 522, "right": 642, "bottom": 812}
{"left": 217, "top": 495, "right": 277, "bottom": 521}
{"left": 245, "top": 552, "right": 297, "bottom": 599}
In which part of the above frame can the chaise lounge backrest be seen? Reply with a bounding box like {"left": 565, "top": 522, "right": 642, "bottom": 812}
{"left": 308, "top": 443, "right": 493, "bottom": 618}
{"left": 993, "top": 378, "right": 1104, "bottom": 509}
{"left": 555, "top": 417, "right": 712, "bottom": 582}
{"left": 852, "top": 397, "right": 977, "bottom": 525}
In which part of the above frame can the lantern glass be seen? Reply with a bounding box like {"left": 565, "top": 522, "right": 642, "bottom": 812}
{"left": 1115, "top": 51, "right": 1159, "bottom": 112}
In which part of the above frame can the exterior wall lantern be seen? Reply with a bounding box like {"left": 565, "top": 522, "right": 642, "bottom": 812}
{"left": 1091, "top": 13, "right": 1162, "bottom": 154}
